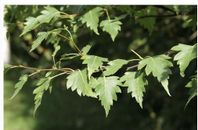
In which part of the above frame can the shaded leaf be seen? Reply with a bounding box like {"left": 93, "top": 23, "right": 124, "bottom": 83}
{"left": 138, "top": 55, "right": 173, "bottom": 96}
{"left": 104, "top": 59, "right": 128, "bottom": 76}
{"left": 100, "top": 19, "right": 122, "bottom": 41}
{"left": 120, "top": 72, "right": 147, "bottom": 108}
{"left": 37, "top": 6, "right": 60, "bottom": 24}
{"left": 30, "top": 32, "right": 49, "bottom": 52}
{"left": 114, "top": 6, "right": 135, "bottom": 16}
{"left": 185, "top": 77, "right": 197, "bottom": 107}
{"left": 33, "top": 73, "right": 52, "bottom": 115}
{"left": 171, "top": 44, "right": 197, "bottom": 77}
{"left": 20, "top": 17, "right": 40, "bottom": 36}
{"left": 10, "top": 74, "right": 28, "bottom": 100}
{"left": 95, "top": 76, "right": 121, "bottom": 116}
{"left": 66, "top": 69, "right": 96, "bottom": 97}
{"left": 81, "top": 7, "right": 103, "bottom": 35}
{"left": 135, "top": 6, "right": 156, "bottom": 34}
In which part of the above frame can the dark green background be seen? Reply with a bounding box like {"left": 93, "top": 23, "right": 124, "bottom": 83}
{"left": 4, "top": 5, "right": 197, "bottom": 130}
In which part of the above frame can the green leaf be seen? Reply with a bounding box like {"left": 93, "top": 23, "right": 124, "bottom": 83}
{"left": 185, "top": 77, "right": 197, "bottom": 106}
{"left": 81, "top": 45, "right": 92, "bottom": 60}
{"left": 104, "top": 59, "right": 128, "bottom": 76}
{"left": 66, "top": 69, "right": 96, "bottom": 97}
{"left": 30, "top": 32, "right": 49, "bottom": 52}
{"left": 20, "top": 17, "right": 40, "bottom": 36}
{"left": 100, "top": 19, "right": 122, "bottom": 41}
{"left": 95, "top": 76, "right": 121, "bottom": 116}
{"left": 33, "top": 74, "right": 52, "bottom": 115}
{"left": 10, "top": 74, "right": 28, "bottom": 100}
{"left": 82, "top": 55, "right": 108, "bottom": 79}
{"left": 81, "top": 7, "right": 103, "bottom": 35}
{"left": 21, "top": 7, "right": 60, "bottom": 36}
{"left": 81, "top": 45, "right": 92, "bottom": 55}
{"left": 171, "top": 44, "right": 197, "bottom": 77}
{"left": 138, "top": 55, "right": 173, "bottom": 96}
{"left": 135, "top": 7, "right": 156, "bottom": 34}
{"left": 120, "top": 72, "right": 147, "bottom": 108}
{"left": 37, "top": 6, "right": 60, "bottom": 24}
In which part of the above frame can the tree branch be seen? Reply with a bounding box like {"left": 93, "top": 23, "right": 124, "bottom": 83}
{"left": 153, "top": 5, "right": 176, "bottom": 14}
{"left": 10, "top": 65, "right": 74, "bottom": 73}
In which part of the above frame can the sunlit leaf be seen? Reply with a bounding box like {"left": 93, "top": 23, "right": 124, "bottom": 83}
{"left": 104, "top": 59, "right": 128, "bottom": 76}
{"left": 83, "top": 55, "right": 108, "bottom": 79}
{"left": 95, "top": 76, "right": 121, "bottom": 116}
{"left": 66, "top": 69, "right": 96, "bottom": 97}
{"left": 100, "top": 19, "right": 122, "bottom": 41}
{"left": 171, "top": 44, "right": 197, "bottom": 77}
{"left": 81, "top": 7, "right": 103, "bottom": 35}
{"left": 138, "top": 55, "right": 173, "bottom": 96}
{"left": 120, "top": 72, "right": 147, "bottom": 108}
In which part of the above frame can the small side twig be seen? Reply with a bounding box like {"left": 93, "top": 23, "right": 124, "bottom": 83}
{"left": 127, "top": 64, "right": 139, "bottom": 70}
{"left": 130, "top": 49, "right": 143, "bottom": 60}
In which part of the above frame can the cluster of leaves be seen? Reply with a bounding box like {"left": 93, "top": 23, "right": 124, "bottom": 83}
{"left": 5, "top": 6, "right": 197, "bottom": 117}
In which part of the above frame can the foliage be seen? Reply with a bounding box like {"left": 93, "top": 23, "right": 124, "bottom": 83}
{"left": 138, "top": 55, "right": 173, "bottom": 96}
{"left": 171, "top": 44, "right": 197, "bottom": 77}
{"left": 4, "top": 5, "right": 197, "bottom": 118}
{"left": 121, "top": 71, "right": 147, "bottom": 108}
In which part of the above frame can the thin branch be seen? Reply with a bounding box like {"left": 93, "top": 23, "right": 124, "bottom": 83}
{"left": 11, "top": 65, "right": 74, "bottom": 72}
{"left": 127, "top": 64, "right": 139, "bottom": 70}
{"left": 51, "top": 30, "right": 81, "bottom": 54}
{"left": 104, "top": 8, "right": 111, "bottom": 21}
{"left": 51, "top": 72, "right": 69, "bottom": 79}
{"left": 28, "top": 70, "right": 41, "bottom": 77}
{"left": 130, "top": 49, "right": 143, "bottom": 60}
{"left": 128, "top": 59, "right": 141, "bottom": 62}
{"left": 64, "top": 27, "right": 82, "bottom": 54}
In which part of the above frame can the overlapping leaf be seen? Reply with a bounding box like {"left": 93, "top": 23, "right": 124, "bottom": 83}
{"left": 82, "top": 55, "right": 108, "bottom": 79}
{"left": 171, "top": 44, "right": 197, "bottom": 77}
{"left": 66, "top": 69, "right": 96, "bottom": 97}
{"left": 185, "top": 76, "right": 197, "bottom": 106}
{"left": 95, "top": 76, "right": 121, "bottom": 116}
{"left": 104, "top": 59, "right": 128, "bottom": 76}
{"left": 21, "top": 7, "right": 60, "bottom": 36}
{"left": 100, "top": 19, "right": 122, "bottom": 41}
{"left": 10, "top": 74, "right": 28, "bottom": 100}
{"left": 81, "top": 7, "right": 103, "bottom": 35}
{"left": 30, "top": 32, "right": 49, "bottom": 52}
{"left": 37, "top": 6, "right": 60, "bottom": 24}
{"left": 33, "top": 72, "right": 52, "bottom": 115}
{"left": 138, "top": 55, "right": 173, "bottom": 96}
{"left": 81, "top": 45, "right": 91, "bottom": 56}
{"left": 20, "top": 17, "right": 40, "bottom": 36}
{"left": 120, "top": 72, "right": 147, "bottom": 108}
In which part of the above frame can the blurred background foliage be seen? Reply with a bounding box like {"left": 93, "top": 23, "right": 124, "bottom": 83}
{"left": 4, "top": 5, "right": 197, "bottom": 130}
